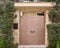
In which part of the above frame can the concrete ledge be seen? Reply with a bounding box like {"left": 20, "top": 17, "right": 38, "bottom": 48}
{"left": 14, "top": 2, "right": 55, "bottom": 7}
{"left": 18, "top": 45, "right": 46, "bottom": 48}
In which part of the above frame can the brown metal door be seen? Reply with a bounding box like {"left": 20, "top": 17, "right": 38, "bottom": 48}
{"left": 20, "top": 16, "right": 45, "bottom": 45}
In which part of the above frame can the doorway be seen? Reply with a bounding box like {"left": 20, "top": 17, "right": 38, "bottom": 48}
{"left": 20, "top": 15, "right": 45, "bottom": 45}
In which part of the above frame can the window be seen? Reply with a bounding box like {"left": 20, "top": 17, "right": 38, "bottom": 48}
{"left": 37, "top": 12, "right": 44, "bottom": 16}
{"left": 14, "top": 14, "right": 17, "bottom": 18}
{"left": 13, "top": 23, "right": 18, "bottom": 29}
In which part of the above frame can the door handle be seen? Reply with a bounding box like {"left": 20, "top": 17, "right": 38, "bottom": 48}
{"left": 30, "top": 31, "right": 35, "bottom": 33}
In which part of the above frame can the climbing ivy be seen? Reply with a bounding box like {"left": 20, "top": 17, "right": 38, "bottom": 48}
{"left": 47, "top": 0, "right": 60, "bottom": 48}
{"left": 48, "top": 0, "right": 60, "bottom": 23}
{"left": 0, "top": 0, "right": 17, "bottom": 48}
{"left": 47, "top": 23, "right": 60, "bottom": 48}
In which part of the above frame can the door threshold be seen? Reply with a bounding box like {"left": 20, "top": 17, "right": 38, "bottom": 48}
{"left": 18, "top": 45, "right": 46, "bottom": 48}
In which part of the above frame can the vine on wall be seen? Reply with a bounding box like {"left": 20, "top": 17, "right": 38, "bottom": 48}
{"left": 0, "top": 0, "right": 17, "bottom": 48}
{"left": 47, "top": 1, "right": 60, "bottom": 48}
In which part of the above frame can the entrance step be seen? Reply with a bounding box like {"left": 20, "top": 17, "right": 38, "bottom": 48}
{"left": 18, "top": 45, "right": 46, "bottom": 48}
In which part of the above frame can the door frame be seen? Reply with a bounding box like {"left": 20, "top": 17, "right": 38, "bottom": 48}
{"left": 19, "top": 11, "right": 46, "bottom": 45}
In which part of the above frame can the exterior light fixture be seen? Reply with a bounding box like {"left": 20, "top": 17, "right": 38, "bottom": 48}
{"left": 20, "top": 11, "right": 23, "bottom": 16}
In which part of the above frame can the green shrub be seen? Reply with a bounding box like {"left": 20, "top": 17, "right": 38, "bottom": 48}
{"left": 47, "top": 23, "right": 60, "bottom": 48}
{"left": 0, "top": 0, "right": 17, "bottom": 48}
{"left": 47, "top": 0, "right": 60, "bottom": 48}
{"left": 0, "top": 38, "right": 4, "bottom": 48}
{"left": 56, "top": 38, "right": 60, "bottom": 48}
{"left": 48, "top": 8, "right": 58, "bottom": 22}
{"left": 48, "top": 5, "right": 60, "bottom": 23}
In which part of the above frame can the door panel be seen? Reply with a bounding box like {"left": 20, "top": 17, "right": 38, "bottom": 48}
{"left": 20, "top": 16, "right": 45, "bottom": 45}
{"left": 27, "top": 16, "right": 38, "bottom": 38}
{"left": 27, "top": 38, "right": 39, "bottom": 45}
